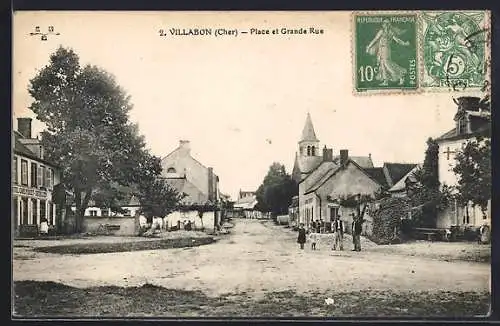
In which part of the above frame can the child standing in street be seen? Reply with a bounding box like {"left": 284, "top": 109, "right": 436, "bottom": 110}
{"left": 309, "top": 231, "right": 318, "bottom": 250}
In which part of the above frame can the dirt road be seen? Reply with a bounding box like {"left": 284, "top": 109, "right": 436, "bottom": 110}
{"left": 13, "top": 219, "right": 490, "bottom": 298}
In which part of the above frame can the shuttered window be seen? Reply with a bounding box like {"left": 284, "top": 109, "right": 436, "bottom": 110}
{"left": 37, "top": 166, "right": 43, "bottom": 188}
{"left": 13, "top": 157, "right": 17, "bottom": 184}
{"left": 45, "top": 168, "right": 50, "bottom": 188}
{"left": 21, "top": 160, "right": 28, "bottom": 186}
{"left": 31, "top": 162, "right": 37, "bottom": 187}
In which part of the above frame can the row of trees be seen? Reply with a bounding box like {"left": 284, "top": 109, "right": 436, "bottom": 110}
{"left": 30, "top": 47, "right": 187, "bottom": 233}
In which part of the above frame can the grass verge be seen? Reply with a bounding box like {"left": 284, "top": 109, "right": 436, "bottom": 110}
{"left": 32, "top": 237, "right": 215, "bottom": 255}
{"left": 13, "top": 281, "right": 490, "bottom": 318}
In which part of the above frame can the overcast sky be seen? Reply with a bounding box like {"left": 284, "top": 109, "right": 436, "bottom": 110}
{"left": 13, "top": 11, "right": 485, "bottom": 200}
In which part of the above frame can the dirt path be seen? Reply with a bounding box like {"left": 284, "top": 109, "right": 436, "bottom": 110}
{"left": 13, "top": 219, "right": 490, "bottom": 298}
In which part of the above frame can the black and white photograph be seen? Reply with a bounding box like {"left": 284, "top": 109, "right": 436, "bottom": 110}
{"left": 12, "top": 11, "right": 491, "bottom": 318}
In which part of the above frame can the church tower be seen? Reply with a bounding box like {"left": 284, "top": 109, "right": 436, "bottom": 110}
{"left": 298, "top": 112, "right": 320, "bottom": 157}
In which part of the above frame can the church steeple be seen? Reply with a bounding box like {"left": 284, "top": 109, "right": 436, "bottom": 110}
{"left": 300, "top": 112, "right": 319, "bottom": 142}
{"left": 298, "top": 112, "right": 320, "bottom": 157}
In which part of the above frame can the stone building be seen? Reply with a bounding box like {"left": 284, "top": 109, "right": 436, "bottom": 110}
{"left": 12, "top": 118, "right": 61, "bottom": 236}
{"left": 435, "top": 96, "right": 491, "bottom": 229}
{"left": 160, "top": 140, "right": 221, "bottom": 231}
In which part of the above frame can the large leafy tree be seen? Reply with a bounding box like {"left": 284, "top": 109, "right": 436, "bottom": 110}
{"left": 409, "top": 137, "right": 452, "bottom": 227}
{"left": 28, "top": 46, "right": 174, "bottom": 232}
{"left": 255, "top": 162, "right": 297, "bottom": 216}
{"left": 452, "top": 137, "right": 491, "bottom": 217}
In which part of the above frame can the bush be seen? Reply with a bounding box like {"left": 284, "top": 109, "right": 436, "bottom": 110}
{"left": 368, "top": 197, "right": 410, "bottom": 245}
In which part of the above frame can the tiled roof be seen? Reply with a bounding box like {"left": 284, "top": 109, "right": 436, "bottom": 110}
{"left": 436, "top": 123, "right": 490, "bottom": 143}
{"left": 364, "top": 167, "right": 389, "bottom": 188}
{"left": 303, "top": 160, "right": 344, "bottom": 193}
{"left": 389, "top": 165, "right": 421, "bottom": 193}
{"left": 347, "top": 156, "right": 374, "bottom": 169}
{"left": 383, "top": 163, "right": 418, "bottom": 187}
{"left": 164, "top": 177, "right": 208, "bottom": 204}
{"left": 435, "top": 128, "right": 457, "bottom": 141}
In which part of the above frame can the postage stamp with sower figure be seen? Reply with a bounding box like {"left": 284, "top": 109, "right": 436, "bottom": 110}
{"left": 420, "top": 11, "right": 489, "bottom": 91}
{"left": 354, "top": 13, "right": 418, "bottom": 93}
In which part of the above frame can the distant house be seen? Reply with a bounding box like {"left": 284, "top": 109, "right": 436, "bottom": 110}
{"left": 388, "top": 164, "right": 421, "bottom": 198}
{"left": 69, "top": 192, "right": 142, "bottom": 236}
{"left": 381, "top": 162, "right": 418, "bottom": 190}
{"left": 71, "top": 193, "right": 142, "bottom": 218}
{"left": 233, "top": 190, "right": 261, "bottom": 219}
{"left": 435, "top": 96, "right": 491, "bottom": 229}
{"left": 160, "top": 140, "right": 221, "bottom": 232}
{"left": 12, "top": 118, "right": 62, "bottom": 236}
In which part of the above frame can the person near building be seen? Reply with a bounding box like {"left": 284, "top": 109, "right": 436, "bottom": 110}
{"left": 352, "top": 214, "right": 363, "bottom": 251}
{"left": 39, "top": 218, "right": 49, "bottom": 235}
{"left": 309, "top": 231, "right": 318, "bottom": 250}
{"left": 297, "top": 223, "right": 307, "bottom": 249}
{"left": 332, "top": 215, "right": 344, "bottom": 251}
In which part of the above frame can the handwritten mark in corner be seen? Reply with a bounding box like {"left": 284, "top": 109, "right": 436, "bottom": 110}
{"left": 29, "top": 26, "right": 60, "bottom": 41}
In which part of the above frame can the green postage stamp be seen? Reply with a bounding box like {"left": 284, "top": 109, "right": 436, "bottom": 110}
{"left": 354, "top": 13, "right": 418, "bottom": 93}
{"left": 353, "top": 11, "right": 490, "bottom": 94}
{"left": 420, "top": 11, "right": 489, "bottom": 91}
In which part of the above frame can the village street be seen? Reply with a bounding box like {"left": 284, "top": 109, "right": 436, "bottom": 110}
{"left": 14, "top": 219, "right": 489, "bottom": 301}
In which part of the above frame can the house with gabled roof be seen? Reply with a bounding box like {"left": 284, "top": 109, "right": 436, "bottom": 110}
{"left": 298, "top": 148, "right": 384, "bottom": 230}
{"left": 160, "top": 140, "right": 221, "bottom": 232}
{"left": 434, "top": 96, "right": 491, "bottom": 229}
{"left": 292, "top": 114, "right": 381, "bottom": 230}
{"left": 292, "top": 113, "right": 419, "bottom": 232}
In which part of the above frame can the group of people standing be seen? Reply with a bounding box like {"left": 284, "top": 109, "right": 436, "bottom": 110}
{"left": 297, "top": 214, "right": 363, "bottom": 252}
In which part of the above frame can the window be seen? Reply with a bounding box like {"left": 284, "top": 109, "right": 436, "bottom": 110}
{"left": 167, "top": 167, "right": 176, "bottom": 173}
{"left": 458, "top": 117, "right": 468, "bottom": 134}
{"left": 13, "top": 157, "right": 17, "bottom": 184}
{"left": 307, "top": 146, "right": 311, "bottom": 156}
{"left": 45, "top": 168, "right": 50, "bottom": 188}
{"left": 89, "top": 210, "right": 98, "bottom": 217}
{"left": 123, "top": 209, "right": 131, "bottom": 217}
{"left": 37, "top": 166, "right": 43, "bottom": 188}
{"left": 32, "top": 199, "right": 39, "bottom": 224}
{"left": 50, "top": 169, "right": 55, "bottom": 188}
{"left": 330, "top": 207, "right": 339, "bottom": 220}
{"left": 48, "top": 201, "right": 53, "bottom": 223}
{"left": 40, "top": 166, "right": 46, "bottom": 188}
{"left": 31, "top": 162, "right": 37, "bottom": 187}
{"left": 101, "top": 209, "right": 109, "bottom": 217}
{"left": 311, "top": 146, "right": 316, "bottom": 156}
{"left": 40, "top": 200, "right": 46, "bottom": 221}
{"left": 21, "top": 160, "right": 28, "bottom": 186}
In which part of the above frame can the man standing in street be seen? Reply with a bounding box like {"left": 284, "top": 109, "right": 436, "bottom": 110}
{"left": 352, "top": 214, "right": 362, "bottom": 251}
{"left": 332, "top": 215, "right": 344, "bottom": 251}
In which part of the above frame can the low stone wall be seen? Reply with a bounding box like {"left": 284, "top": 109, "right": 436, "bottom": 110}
{"left": 82, "top": 217, "right": 136, "bottom": 236}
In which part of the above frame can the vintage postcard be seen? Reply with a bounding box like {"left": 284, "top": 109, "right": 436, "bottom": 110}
{"left": 12, "top": 11, "right": 491, "bottom": 319}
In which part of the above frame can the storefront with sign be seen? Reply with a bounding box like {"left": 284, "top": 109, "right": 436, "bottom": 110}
{"left": 12, "top": 119, "right": 61, "bottom": 236}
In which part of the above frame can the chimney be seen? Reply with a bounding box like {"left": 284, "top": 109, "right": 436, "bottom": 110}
{"left": 179, "top": 140, "right": 191, "bottom": 154}
{"left": 17, "top": 118, "right": 32, "bottom": 139}
{"left": 208, "top": 167, "right": 214, "bottom": 201}
{"left": 322, "top": 146, "right": 333, "bottom": 162}
{"left": 340, "top": 149, "right": 349, "bottom": 166}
